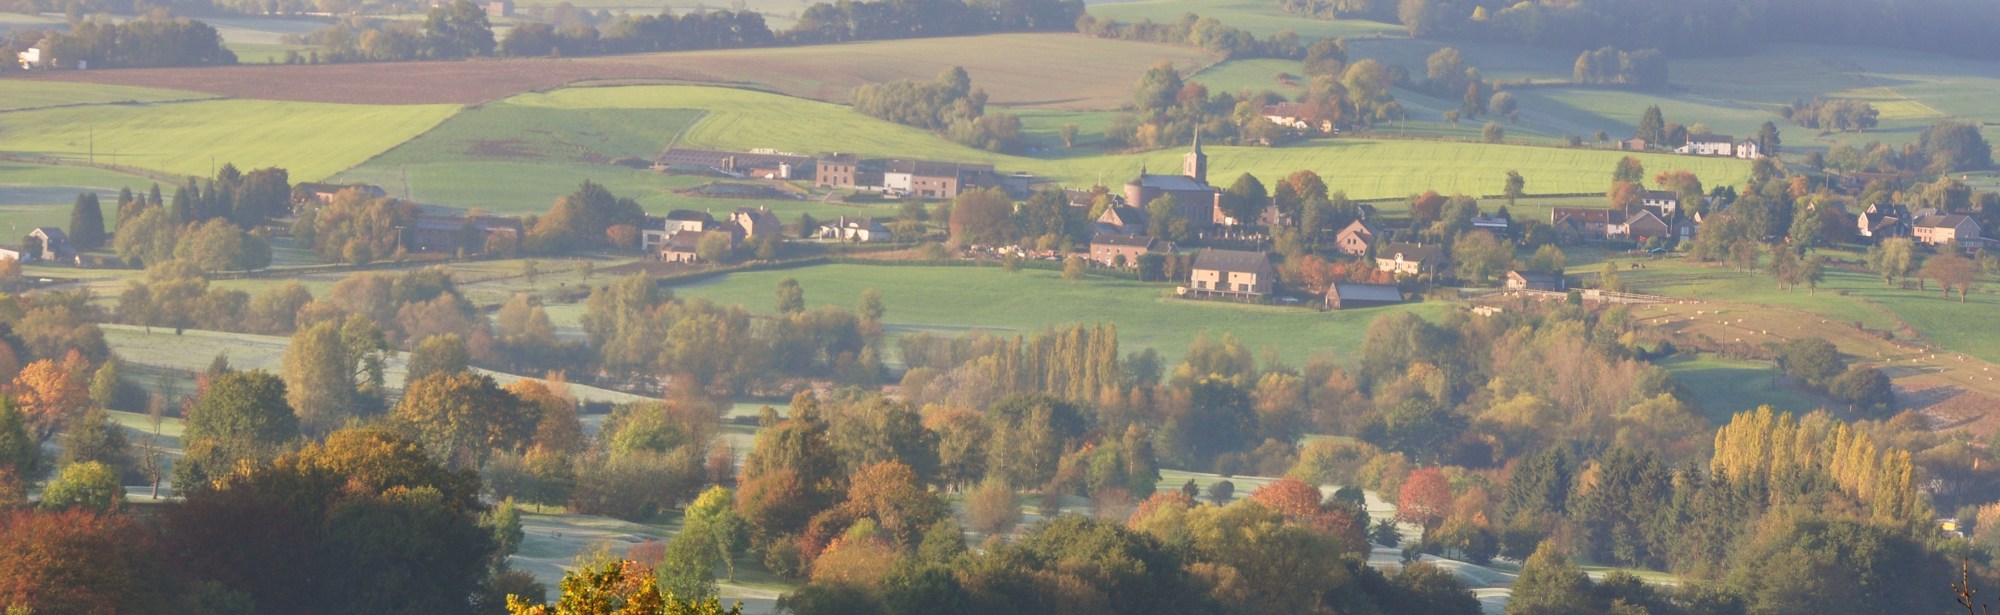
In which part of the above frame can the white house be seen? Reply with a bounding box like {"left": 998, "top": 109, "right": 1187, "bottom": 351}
{"left": 16, "top": 48, "right": 41, "bottom": 70}
{"left": 1735, "top": 138, "right": 1766, "bottom": 160}
{"left": 1676, "top": 134, "right": 1735, "bottom": 156}
{"left": 816, "top": 216, "right": 892, "bottom": 243}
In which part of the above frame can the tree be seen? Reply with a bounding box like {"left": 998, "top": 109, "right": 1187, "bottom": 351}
{"left": 1147, "top": 194, "right": 1190, "bottom": 243}
{"left": 1920, "top": 120, "right": 1993, "bottom": 172}
{"left": 0, "top": 509, "right": 170, "bottom": 613}
{"left": 8, "top": 352, "right": 92, "bottom": 440}
{"left": 1507, "top": 542, "right": 1596, "bottom": 615}
{"left": 1503, "top": 171, "right": 1525, "bottom": 207}
{"left": 68, "top": 192, "right": 106, "bottom": 251}
{"left": 1922, "top": 251, "right": 1978, "bottom": 301}
{"left": 1756, "top": 120, "right": 1782, "bottom": 156}
{"left": 1636, "top": 105, "right": 1665, "bottom": 145}
{"left": 1220, "top": 173, "right": 1269, "bottom": 226}
{"left": 775, "top": 278, "right": 805, "bottom": 314}
{"left": 1613, "top": 156, "right": 1645, "bottom": 184}
{"left": 1062, "top": 256, "right": 1088, "bottom": 282}
{"left": 966, "top": 476, "right": 1020, "bottom": 535}
{"left": 1452, "top": 230, "right": 1511, "bottom": 284}
{"left": 1397, "top": 467, "right": 1452, "bottom": 530}
{"left": 395, "top": 372, "right": 534, "bottom": 469}
{"left": 406, "top": 333, "right": 471, "bottom": 385}
{"left": 1482, "top": 122, "right": 1504, "bottom": 143}
{"left": 507, "top": 561, "right": 744, "bottom": 614}
{"left": 948, "top": 187, "right": 1015, "bottom": 246}
{"left": 1867, "top": 237, "right": 1916, "bottom": 286}
{"left": 282, "top": 316, "right": 388, "bottom": 435}
{"left": 856, "top": 289, "right": 885, "bottom": 323}
{"left": 0, "top": 402, "right": 34, "bottom": 481}
{"left": 176, "top": 370, "right": 299, "bottom": 491}
{"left": 1060, "top": 123, "right": 1079, "bottom": 148}
{"left": 1776, "top": 338, "right": 1845, "bottom": 389}
{"left": 40, "top": 460, "right": 122, "bottom": 512}
{"left": 58, "top": 407, "right": 131, "bottom": 479}
{"left": 1831, "top": 366, "right": 1894, "bottom": 418}
{"left": 1524, "top": 244, "right": 1566, "bottom": 275}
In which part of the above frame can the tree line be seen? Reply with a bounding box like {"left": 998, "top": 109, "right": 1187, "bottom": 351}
{"left": 15, "top": 16, "right": 235, "bottom": 69}
{"left": 1075, "top": 11, "right": 1303, "bottom": 59}
{"left": 1570, "top": 46, "right": 1667, "bottom": 88}
{"left": 851, "top": 67, "right": 1022, "bottom": 153}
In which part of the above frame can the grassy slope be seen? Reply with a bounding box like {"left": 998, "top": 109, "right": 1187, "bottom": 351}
{"left": 514, "top": 85, "right": 1751, "bottom": 201}
{"left": 662, "top": 262, "right": 1452, "bottom": 366}
{"left": 0, "top": 162, "right": 160, "bottom": 239}
{"left": 0, "top": 98, "right": 459, "bottom": 181}
{"left": 1659, "top": 354, "right": 1818, "bottom": 422}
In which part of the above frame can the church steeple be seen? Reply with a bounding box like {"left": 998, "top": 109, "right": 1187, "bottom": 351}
{"left": 1183, "top": 131, "right": 1207, "bottom": 185}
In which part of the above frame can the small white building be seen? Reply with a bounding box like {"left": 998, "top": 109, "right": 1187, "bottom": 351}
{"left": 16, "top": 48, "right": 42, "bottom": 70}
{"left": 816, "top": 216, "right": 892, "bottom": 243}
{"left": 1676, "top": 134, "right": 1734, "bottom": 156}
{"left": 1735, "top": 138, "right": 1766, "bottom": 160}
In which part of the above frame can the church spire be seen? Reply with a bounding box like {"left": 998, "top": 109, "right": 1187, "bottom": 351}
{"left": 1183, "top": 131, "right": 1208, "bottom": 185}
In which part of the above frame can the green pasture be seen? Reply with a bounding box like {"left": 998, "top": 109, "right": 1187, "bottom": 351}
{"left": 0, "top": 80, "right": 212, "bottom": 111}
{"left": 661, "top": 262, "right": 1453, "bottom": 367}
{"left": 1622, "top": 255, "right": 2000, "bottom": 364}
{"left": 1086, "top": 0, "right": 1402, "bottom": 41}
{"left": 0, "top": 98, "right": 459, "bottom": 181}
{"left": 1190, "top": 58, "right": 1306, "bottom": 99}
{"left": 1659, "top": 354, "right": 1820, "bottom": 421}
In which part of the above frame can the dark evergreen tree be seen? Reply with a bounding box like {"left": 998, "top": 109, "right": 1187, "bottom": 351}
{"left": 68, "top": 192, "right": 107, "bottom": 251}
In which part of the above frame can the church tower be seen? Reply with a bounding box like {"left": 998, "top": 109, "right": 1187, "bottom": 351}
{"left": 1182, "top": 132, "right": 1208, "bottom": 185}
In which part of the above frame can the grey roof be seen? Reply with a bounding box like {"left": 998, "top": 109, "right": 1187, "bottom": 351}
{"left": 1378, "top": 243, "right": 1445, "bottom": 263}
{"left": 1193, "top": 249, "right": 1274, "bottom": 276}
{"left": 663, "top": 230, "right": 706, "bottom": 251}
{"left": 1687, "top": 133, "right": 1734, "bottom": 144}
{"left": 1510, "top": 271, "right": 1563, "bottom": 284}
{"left": 1641, "top": 190, "right": 1679, "bottom": 201}
{"left": 1092, "top": 233, "right": 1156, "bottom": 248}
{"left": 657, "top": 148, "right": 808, "bottom": 169}
{"left": 885, "top": 159, "right": 994, "bottom": 178}
{"left": 1129, "top": 174, "right": 1213, "bottom": 192}
{"left": 1330, "top": 283, "right": 1401, "bottom": 302}
{"left": 1915, "top": 214, "right": 1975, "bottom": 229}
{"left": 1101, "top": 205, "right": 1150, "bottom": 228}
{"left": 31, "top": 227, "right": 67, "bottom": 242}
{"left": 665, "top": 209, "right": 713, "bottom": 222}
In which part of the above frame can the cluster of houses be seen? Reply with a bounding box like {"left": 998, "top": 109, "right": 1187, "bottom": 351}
{"left": 1619, "top": 134, "right": 1768, "bottom": 160}
{"left": 0, "top": 227, "right": 78, "bottom": 265}
{"left": 1856, "top": 203, "right": 1988, "bottom": 248}
{"left": 639, "top": 207, "right": 783, "bottom": 263}
{"left": 1550, "top": 190, "right": 1694, "bottom": 245}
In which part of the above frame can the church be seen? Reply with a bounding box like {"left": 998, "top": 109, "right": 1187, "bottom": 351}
{"left": 1123, "top": 135, "right": 1221, "bottom": 230}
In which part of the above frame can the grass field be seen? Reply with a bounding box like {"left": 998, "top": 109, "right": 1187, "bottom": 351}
{"left": 0, "top": 98, "right": 459, "bottom": 181}
{"left": 593, "top": 33, "right": 1219, "bottom": 110}
{"left": 0, "top": 80, "right": 212, "bottom": 111}
{"left": 1087, "top": 0, "right": 1402, "bottom": 42}
{"left": 1659, "top": 354, "right": 1819, "bottom": 421}
{"left": 661, "top": 262, "right": 1453, "bottom": 366}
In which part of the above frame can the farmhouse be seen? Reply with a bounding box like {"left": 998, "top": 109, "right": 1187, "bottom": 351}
{"left": 1618, "top": 138, "right": 1650, "bottom": 151}
{"left": 1857, "top": 203, "right": 1911, "bottom": 240}
{"left": 1375, "top": 243, "right": 1448, "bottom": 277}
{"left": 729, "top": 207, "right": 782, "bottom": 240}
{"left": 1506, "top": 270, "right": 1566, "bottom": 291}
{"left": 815, "top": 154, "right": 860, "bottom": 189}
{"left": 26, "top": 227, "right": 74, "bottom": 264}
{"left": 1552, "top": 207, "right": 1618, "bottom": 240}
{"left": 1260, "top": 102, "right": 1333, "bottom": 134}
{"left": 1470, "top": 215, "right": 1511, "bottom": 237}
{"left": 1090, "top": 233, "right": 1171, "bottom": 267}
{"left": 657, "top": 148, "right": 810, "bottom": 180}
{"left": 1325, "top": 282, "right": 1401, "bottom": 310}
{"left": 1184, "top": 249, "right": 1274, "bottom": 300}
{"left": 817, "top": 216, "right": 893, "bottom": 243}
{"left": 1676, "top": 134, "right": 1735, "bottom": 156}
{"left": 1123, "top": 136, "right": 1220, "bottom": 229}
{"left": 1096, "top": 205, "right": 1150, "bottom": 235}
{"left": 1613, "top": 209, "right": 1671, "bottom": 242}
{"left": 1334, "top": 219, "right": 1381, "bottom": 256}
{"left": 884, "top": 160, "right": 994, "bottom": 199}
{"left": 660, "top": 231, "right": 707, "bottom": 263}
{"left": 15, "top": 47, "right": 41, "bottom": 70}
{"left": 292, "top": 182, "right": 388, "bottom": 207}
{"left": 643, "top": 210, "right": 715, "bottom": 251}
{"left": 407, "top": 214, "right": 523, "bottom": 254}
{"left": 1735, "top": 138, "right": 1766, "bottom": 160}
{"left": 1912, "top": 214, "right": 1983, "bottom": 247}
{"left": 1638, "top": 190, "right": 1680, "bottom": 219}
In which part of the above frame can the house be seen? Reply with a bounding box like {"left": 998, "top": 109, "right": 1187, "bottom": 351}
{"left": 1676, "top": 134, "right": 1735, "bottom": 156}
{"left": 1638, "top": 190, "right": 1680, "bottom": 219}
{"left": 1857, "top": 203, "right": 1911, "bottom": 240}
{"left": 657, "top": 148, "right": 810, "bottom": 179}
{"left": 1096, "top": 205, "right": 1151, "bottom": 235}
{"left": 1618, "top": 138, "right": 1650, "bottom": 152}
{"left": 1123, "top": 136, "right": 1220, "bottom": 229}
{"left": 292, "top": 182, "right": 387, "bottom": 207}
{"left": 407, "top": 214, "right": 523, "bottom": 254}
{"left": 15, "top": 48, "right": 41, "bottom": 70}
{"left": 1185, "top": 249, "right": 1274, "bottom": 300}
{"left": 1375, "top": 242, "right": 1448, "bottom": 277}
{"left": 1260, "top": 102, "right": 1333, "bottom": 134}
{"left": 815, "top": 154, "right": 859, "bottom": 189}
{"left": 729, "top": 207, "right": 782, "bottom": 239}
{"left": 1552, "top": 207, "right": 1619, "bottom": 240}
{"left": 1090, "top": 233, "right": 1171, "bottom": 267}
{"left": 817, "top": 216, "right": 892, "bottom": 243}
{"left": 883, "top": 160, "right": 994, "bottom": 199}
{"left": 1913, "top": 214, "right": 1983, "bottom": 247}
{"left": 1673, "top": 216, "right": 1700, "bottom": 242}
{"left": 660, "top": 231, "right": 708, "bottom": 263}
{"left": 643, "top": 210, "right": 714, "bottom": 251}
{"left": 1735, "top": 138, "right": 1766, "bottom": 160}
{"left": 27, "top": 227, "right": 74, "bottom": 264}
{"left": 1334, "top": 219, "right": 1381, "bottom": 256}
{"left": 1326, "top": 282, "right": 1401, "bottom": 310}
{"left": 1506, "top": 270, "right": 1566, "bottom": 291}
{"left": 0, "top": 248, "right": 20, "bottom": 262}
{"left": 1614, "top": 209, "right": 1671, "bottom": 242}
{"left": 485, "top": 0, "right": 513, "bottom": 16}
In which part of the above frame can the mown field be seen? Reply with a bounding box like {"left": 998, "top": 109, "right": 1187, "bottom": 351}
{"left": 0, "top": 93, "right": 459, "bottom": 181}
{"left": 0, "top": 80, "right": 211, "bottom": 111}
{"left": 660, "top": 262, "right": 1453, "bottom": 367}
{"left": 1086, "top": 0, "right": 1402, "bottom": 42}
{"left": 1659, "top": 354, "right": 1818, "bottom": 421}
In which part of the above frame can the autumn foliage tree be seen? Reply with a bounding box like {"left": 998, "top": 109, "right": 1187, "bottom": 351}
{"left": 8, "top": 350, "right": 92, "bottom": 440}
{"left": 1397, "top": 467, "right": 1453, "bottom": 531}
{"left": 0, "top": 509, "right": 170, "bottom": 613}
